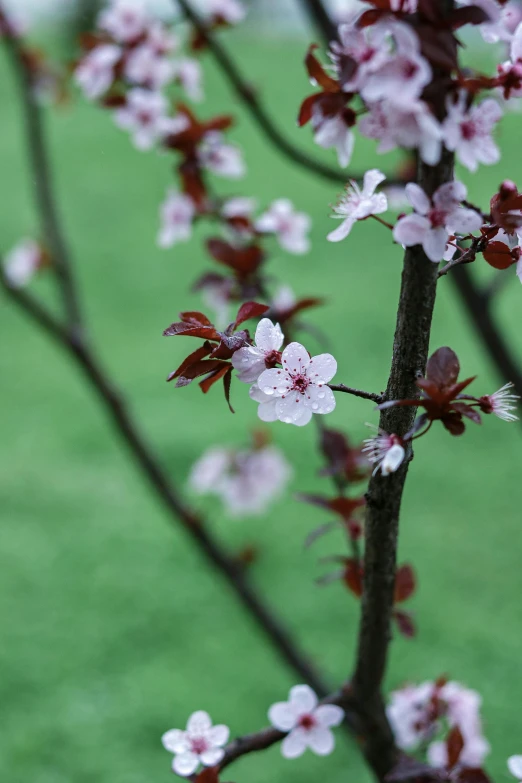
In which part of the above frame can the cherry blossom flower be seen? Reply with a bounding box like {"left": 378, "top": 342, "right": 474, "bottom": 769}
{"left": 331, "top": 18, "right": 391, "bottom": 94}
{"left": 249, "top": 383, "right": 279, "bottom": 423}
{"left": 200, "top": 0, "right": 246, "bottom": 24}
{"left": 189, "top": 443, "right": 292, "bottom": 516}
{"left": 221, "top": 196, "right": 256, "bottom": 219}
{"left": 75, "top": 44, "right": 121, "bottom": 100}
{"left": 508, "top": 756, "right": 522, "bottom": 780}
{"left": 311, "top": 109, "right": 355, "bottom": 168}
{"left": 478, "top": 383, "right": 519, "bottom": 422}
{"left": 442, "top": 93, "right": 503, "bottom": 172}
{"left": 271, "top": 284, "right": 296, "bottom": 313}
{"left": 478, "top": 0, "right": 522, "bottom": 44}
{"left": 256, "top": 342, "right": 337, "bottom": 427}
{"left": 157, "top": 190, "right": 196, "bottom": 248}
{"left": 268, "top": 685, "right": 344, "bottom": 759}
{"left": 327, "top": 169, "right": 387, "bottom": 242}
{"left": 98, "top": 0, "right": 148, "bottom": 44}
{"left": 124, "top": 44, "right": 174, "bottom": 89}
{"left": 3, "top": 238, "right": 43, "bottom": 288}
{"left": 198, "top": 132, "right": 245, "bottom": 178}
{"left": 232, "top": 318, "right": 284, "bottom": 383}
{"left": 362, "top": 429, "right": 405, "bottom": 476}
{"left": 162, "top": 710, "right": 229, "bottom": 777}
{"left": 393, "top": 181, "right": 483, "bottom": 263}
{"left": 255, "top": 200, "right": 311, "bottom": 255}
{"left": 145, "top": 20, "right": 178, "bottom": 57}
{"left": 114, "top": 89, "right": 185, "bottom": 150}
{"left": 387, "top": 682, "right": 435, "bottom": 749}
{"left": 359, "top": 100, "right": 443, "bottom": 165}
{"left": 171, "top": 58, "right": 204, "bottom": 102}
{"left": 427, "top": 682, "right": 490, "bottom": 769}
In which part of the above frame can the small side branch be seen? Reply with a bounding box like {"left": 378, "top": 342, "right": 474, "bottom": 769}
{"left": 329, "top": 384, "right": 383, "bottom": 403}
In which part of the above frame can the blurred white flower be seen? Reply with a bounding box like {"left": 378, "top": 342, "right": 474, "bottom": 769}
{"left": 232, "top": 318, "right": 284, "bottom": 383}
{"left": 268, "top": 685, "right": 344, "bottom": 759}
{"left": 328, "top": 169, "right": 387, "bottom": 242}
{"left": 199, "top": 131, "right": 245, "bottom": 178}
{"left": 3, "top": 238, "right": 43, "bottom": 288}
{"left": 171, "top": 58, "right": 204, "bottom": 102}
{"left": 114, "top": 89, "right": 184, "bottom": 150}
{"left": 157, "top": 189, "right": 195, "bottom": 248}
{"left": 442, "top": 93, "right": 502, "bottom": 172}
{"left": 256, "top": 199, "right": 311, "bottom": 255}
{"left": 508, "top": 755, "right": 522, "bottom": 780}
{"left": 162, "top": 710, "right": 229, "bottom": 777}
{"left": 75, "top": 44, "right": 121, "bottom": 100}
{"left": 98, "top": 0, "right": 148, "bottom": 43}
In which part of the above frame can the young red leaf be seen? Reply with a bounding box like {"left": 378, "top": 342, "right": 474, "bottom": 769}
{"left": 167, "top": 343, "right": 213, "bottom": 382}
{"left": 175, "top": 359, "right": 230, "bottom": 387}
{"left": 343, "top": 558, "right": 363, "bottom": 597}
{"left": 483, "top": 241, "right": 517, "bottom": 270}
{"left": 447, "top": 725, "right": 465, "bottom": 769}
{"left": 195, "top": 767, "right": 220, "bottom": 783}
{"left": 452, "top": 402, "right": 482, "bottom": 424}
{"left": 223, "top": 365, "right": 234, "bottom": 413}
{"left": 179, "top": 311, "right": 213, "bottom": 326}
{"left": 234, "top": 301, "right": 269, "bottom": 328}
{"left": 304, "top": 520, "right": 341, "bottom": 548}
{"left": 393, "top": 609, "right": 416, "bottom": 638}
{"left": 304, "top": 45, "right": 339, "bottom": 92}
{"left": 199, "top": 363, "right": 232, "bottom": 394}
{"left": 427, "top": 346, "right": 460, "bottom": 388}
{"left": 298, "top": 93, "right": 320, "bottom": 127}
{"left": 394, "top": 564, "right": 416, "bottom": 604}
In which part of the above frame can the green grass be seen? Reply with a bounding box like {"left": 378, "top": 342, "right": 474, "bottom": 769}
{"left": 1, "top": 27, "right": 522, "bottom": 783}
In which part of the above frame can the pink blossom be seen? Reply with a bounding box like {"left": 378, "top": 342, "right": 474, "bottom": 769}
{"left": 271, "top": 284, "right": 296, "bottom": 313}
{"left": 189, "top": 443, "right": 292, "bottom": 516}
{"left": 98, "top": 0, "right": 148, "bottom": 44}
{"left": 428, "top": 682, "right": 490, "bottom": 768}
{"left": 256, "top": 342, "right": 337, "bottom": 427}
{"left": 198, "top": 132, "right": 245, "bottom": 178}
{"left": 114, "top": 89, "right": 185, "bottom": 150}
{"left": 268, "top": 685, "right": 344, "bottom": 759}
{"left": 359, "top": 100, "right": 442, "bottom": 165}
{"left": 327, "top": 169, "right": 387, "bottom": 242}
{"left": 144, "top": 20, "right": 178, "bottom": 57}
{"left": 479, "top": 383, "right": 519, "bottom": 422}
{"left": 393, "top": 180, "right": 483, "bottom": 263}
{"left": 442, "top": 93, "right": 502, "bottom": 172}
{"left": 3, "top": 238, "right": 43, "bottom": 288}
{"left": 232, "top": 318, "right": 284, "bottom": 383}
{"left": 124, "top": 45, "right": 174, "bottom": 89}
{"left": 331, "top": 18, "right": 391, "bottom": 94}
{"left": 75, "top": 44, "right": 121, "bottom": 100}
{"left": 311, "top": 109, "right": 354, "bottom": 168}
{"left": 508, "top": 756, "right": 522, "bottom": 780}
{"left": 162, "top": 710, "right": 229, "bottom": 777}
{"left": 221, "top": 196, "right": 256, "bottom": 219}
{"left": 171, "top": 58, "right": 204, "bottom": 102}
{"left": 477, "top": 0, "right": 522, "bottom": 44}
{"left": 255, "top": 199, "right": 311, "bottom": 254}
{"left": 362, "top": 429, "right": 405, "bottom": 476}
{"left": 157, "top": 190, "right": 195, "bottom": 248}
{"left": 199, "top": 277, "right": 234, "bottom": 328}
{"left": 201, "top": 0, "right": 246, "bottom": 24}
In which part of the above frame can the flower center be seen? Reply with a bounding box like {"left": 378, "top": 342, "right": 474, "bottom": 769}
{"left": 460, "top": 120, "right": 477, "bottom": 141}
{"left": 360, "top": 47, "right": 375, "bottom": 63}
{"left": 137, "top": 110, "right": 153, "bottom": 126}
{"left": 291, "top": 373, "right": 310, "bottom": 395}
{"left": 428, "top": 208, "right": 447, "bottom": 228}
{"left": 264, "top": 349, "right": 281, "bottom": 369}
{"left": 298, "top": 713, "right": 317, "bottom": 731}
{"left": 403, "top": 61, "right": 418, "bottom": 80}
{"left": 190, "top": 736, "right": 209, "bottom": 755}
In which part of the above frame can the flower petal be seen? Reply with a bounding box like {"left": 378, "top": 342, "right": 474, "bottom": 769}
{"left": 307, "top": 726, "right": 335, "bottom": 756}
{"left": 433, "top": 180, "right": 466, "bottom": 208}
{"left": 162, "top": 729, "right": 188, "bottom": 754}
{"left": 393, "top": 214, "right": 430, "bottom": 247}
{"left": 314, "top": 704, "right": 345, "bottom": 728}
{"left": 307, "top": 353, "right": 337, "bottom": 383}
{"left": 276, "top": 394, "right": 313, "bottom": 426}
{"left": 268, "top": 701, "right": 298, "bottom": 732}
{"left": 405, "top": 183, "right": 430, "bottom": 215}
{"left": 327, "top": 217, "right": 354, "bottom": 242}
{"left": 305, "top": 384, "right": 336, "bottom": 415}
{"left": 449, "top": 207, "right": 483, "bottom": 235}
{"left": 173, "top": 751, "right": 200, "bottom": 777}
{"left": 423, "top": 226, "right": 448, "bottom": 263}
{"left": 200, "top": 747, "right": 225, "bottom": 767}
{"left": 362, "top": 168, "right": 386, "bottom": 197}
{"left": 255, "top": 318, "right": 284, "bottom": 352}
{"left": 186, "top": 711, "right": 212, "bottom": 735}
{"left": 281, "top": 728, "right": 308, "bottom": 759}
{"left": 508, "top": 756, "right": 522, "bottom": 780}
{"left": 257, "top": 399, "right": 279, "bottom": 422}
{"left": 281, "top": 342, "right": 310, "bottom": 374}
{"left": 258, "top": 368, "right": 291, "bottom": 396}
{"left": 207, "top": 724, "right": 230, "bottom": 747}
{"left": 288, "top": 684, "right": 318, "bottom": 714}
{"left": 231, "top": 346, "right": 266, "bottom": 383}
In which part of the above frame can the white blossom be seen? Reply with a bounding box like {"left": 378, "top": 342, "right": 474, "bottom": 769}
{"left": 256, "top": 200, "right": 311, "bottom": 254}
{"left": 114, "top": 89, "right": 183, "bottom": 150}
{"left": 232, "top": 318, "right": 284, "bottom": 383}
{"left": 508, "top": 756, "right": 522, "bottom": 780}
{"left": 3, "top": 238, "right": 42, "bottom": 288}
{"left": 393, "top": 180, "right": 483, "bottom": 263}
{"left": 124, "top": 44, "right": 174, "bottom": 89}
{"left": 478, "top": 0, "right": 522, "bottom": 44}
{"left": 442, "top": 93, "right": 503, "bottom": 172}
{"left": 75, "top": 44, "right": 121, "bottom": 100}
{"left": 256, "top": 342, "right": 337, "bottom": 427}
{"left": 98, "top": 0, "right": 148, "bottom": 43}
{"left": 311, "top": 109, "right": 354, "bottom": 168}
{"left": 157, "top": 189, "right": 195, "bottom": 248}
{"left": 362, "top": 428, "right": 405, "bottom": 476}
{"left": 327, "top": 169, "right": 387, "bottom": 242}
{"left": 221, "top": 196, "right": 256, "bottom": 219}
{"left": 189, "top": 443, "right": 292, "bottom": 516}
{"left": 171, "top": 58, "right": 204, "bottom": 102}
{"left": 199, "top": 132, "right": 245, "bottom": 178}
{"left": 481, "top": 383, "right": 519, "bottom": 422}
{"left": 199, "top": 0, "right": 246, "bottom": 24}
{"left": 359, "top": 99, "right": 443, "bottom": 166}
{"left": 162, "top": 710, "right": 229, "bottom": 777}
{"left": 268, "top": 685, "right": 344, "bottom": 759}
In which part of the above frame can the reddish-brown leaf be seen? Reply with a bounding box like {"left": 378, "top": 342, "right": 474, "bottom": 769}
{"left": 207, "top": 238, "right": 264, "bottom": 276}
{"left": 199, "top": 363, "right": 232, "bottom": 393}
{"left": 223, "top": 366, "right": 234, "bottom": 413}
{"left": 343, "top": 558, "right": 363, "bottom": 597}
{"left": 427, "top": 346, "right": 460, "bottom": 388}
{"left": 394, "top": 564, "right": 416, "bottom": 604}
{"left": 442, "top": 412, "right": 466, "bottom": 436}
{"left": 457, "top": 769, "right": 492, "bottom": 783}
{"left": 176, "top": 359, "right": 230, "bottom": 387}
{"left": 305, "top": 45, "right": 339, "bottom": 92}
{"left": 167, "top": 343, "right": 213, "bottom": 382}
{"left": 234, "top": 301, "right": 269, "bottom": 328}
{"left": 179, "top": 311, "right": 213, "bottom": 326}
{"left": 393, "top": 609, "right": 416, "bottom": 639}
{"left": 483, "top": 241, "right": 517, "bottom": 270}
{"left": 452, "top": 402, "right": 482, "bottom": 424}
{"left": 298, "top": 93, "right": 320, "bottom": 126}
{"left": 447, "top": 725, "right": 465, "bottom": 769}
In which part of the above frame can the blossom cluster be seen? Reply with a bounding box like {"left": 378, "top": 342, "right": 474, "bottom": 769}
{"left": 2, "top": 238, "right": 48, "bottom": 288}
{"left": 162, "top": 685, "right": 345, "bottom": 777}
{"left": 387, "top": 679, "right": 490, "bottom": 770}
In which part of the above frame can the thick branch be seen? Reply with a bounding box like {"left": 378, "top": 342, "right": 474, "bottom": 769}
{"left": 176, "top": 0, "right": 349, "bottom": 185}
{"left": 329, "top": 384, "right": 383, "bottom": 403}
{"left": 4, "top": 32, "right": 83, "bottom": 337}
{"left": 299, "top": 0, "right": 337, "bottom": 43}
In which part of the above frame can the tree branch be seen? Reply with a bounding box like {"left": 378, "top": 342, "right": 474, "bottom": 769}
{"left": 329, "top": 384, "right": 384, "bottom": 403}
{"left": 298, "top": 0, "right": 337, "bottom": 42}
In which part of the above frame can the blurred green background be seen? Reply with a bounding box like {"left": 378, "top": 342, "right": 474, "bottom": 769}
{"left": 1, "top": 12, "right": 522, "bottom": 783}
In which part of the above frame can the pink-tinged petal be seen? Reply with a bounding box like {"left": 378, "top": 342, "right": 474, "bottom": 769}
{"left": 173, "top": 751, "right": 200, "bottom": 777}
{"left": 281, "top": 728, "right": 308, "bottom": 759}
{"left": 433, "top": 180, "right": 466, "bottom": 208}
{"left": 516, "top": 256, "right": 522, "bottom": 284}
{"left": 207, "top": 724, "right": 230, "bottom": 747}
{"left": 423, "top": 226, "right": 449, "bottom": 262}
{"left": 162, "top": 729, "right": 189, "bottom": 754}
{"left": 280, "top": 230, "right": 310, "bottom": 255}
{"left": 458, "top": 142, "right": 479, "bottom": 172}
{"left": 307, "top": 726, "right": 335, "bottom": 756}
{"left": 268, "top": 701, "right": 298, "bottom": 731}
{"left": 336, "top": 130, "right": 354, "bottom": 168}
{"left": 327, "top": 217, "right": 354, "bottom": 242}
{"left": 276, "top": 394, "right": 313, "bottom": 426}
{"left": 480, "top": 98, "right": 503, "bottom": 128}
{"left": 200, "top": 747, "right": 225, "bottom": 766}
{"left": 405, "top": 183, "right": 430, "bottom": 215}
{"left": 231, "top": 347, "right": 266, "bottom": 383}
{"left": 249, "top": 383, "right": 271, "bottom": 404}
{"left": 476, "top": 137, "right": 500, "bottom": 166}
{"left": 306, "top": 384, "right": 336, "bottom": 415}
{"left": 281, "top": 342, "right": 310, "bottom": 374}
{"left": 288, "top": 684, "right": 318, "bottom": 714}
{"left": 186, "top": 711, "right": 212, "bottom": 735}
{"left": 393, "top": 214, "right": 430, "bottom": 247}
{"left": 314, "top": 704, "right": 345, "bottom": 728}
{"left": 257, "top": 399, "right": 279, "bottom": 422}
{"left": 362, "top": 168, "right": 386, "bottom": 198}
{"left": 258, "top": 368, "right": 291, "bottom": 396}
{"left": 511, "top": 24, "right": 522, "bottom": 62}
{"left": 427, "top": 740, "right": 447, "bottom": 768}
{"left": 255, "top": 213, "right": 278, "bottom": 233}
{"left": 449, "top": 207, "right": 483, "bottom": 235}
{"left": 370, "top": 192, "right": 388, "bottom": 216}
{"left": 307, "top": 353, "right": 337, "bottom": 383}
{"left": 255, "top": 318, "right": 284, "bottom": 352}
{"left": 508, "top": 755, "right": 522, "bottom": 779}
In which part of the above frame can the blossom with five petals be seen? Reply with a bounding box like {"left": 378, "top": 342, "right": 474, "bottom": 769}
{"left": 268, "top": 685, "right": 344, "bottom": 758}
{"left": 327, "top": 169, "right": 388, "bottom": 242}
{"left": 232, "top": 317, "right": 284, "bottom": 383}
{"left": 162, "top": 710, "right": 229, "bottom": 777}
{"left": 255, "top": 199, "right": 311, "bottom": 255}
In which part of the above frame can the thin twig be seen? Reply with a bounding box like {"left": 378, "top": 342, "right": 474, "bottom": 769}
{"left": 329, "top": 384, "right": 383, "bottom": 403}
{"left": 298, "top": 0, "right": 338, "bottom": 41}
{"left": 437, "top": 235, "right": 487, "bottom": 278}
